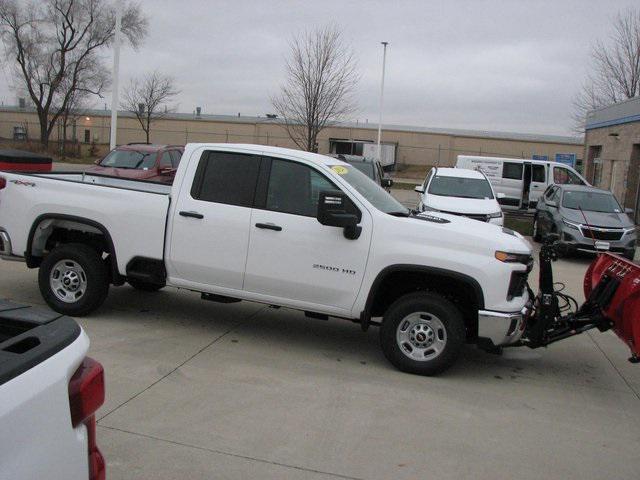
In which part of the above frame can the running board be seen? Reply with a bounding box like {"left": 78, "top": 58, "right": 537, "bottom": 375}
{"left": 201, "top": 292, "right": 241, "bottom": 303}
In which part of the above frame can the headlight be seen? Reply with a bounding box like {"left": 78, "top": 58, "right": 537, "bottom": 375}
{"left": 487, "top": 211, "right": 503, "bottom": 218}
{"left": 562, "top": 218, "right": 581, "bottom": 230}
{"left": 624, "top": 226, "right": 637, "bottom": 236}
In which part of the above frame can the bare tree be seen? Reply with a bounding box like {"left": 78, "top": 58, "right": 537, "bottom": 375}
{"left": 121, "top": 71, "right": 179, "bottom": 143}
{"left": 272, "top": 26, "right": 359, "bottom": 152}
{"left": 0, "top": 0, "right": 148, "bottom": 148}
{"left": 573, "top": 8, "right": 640, "bottom": 132}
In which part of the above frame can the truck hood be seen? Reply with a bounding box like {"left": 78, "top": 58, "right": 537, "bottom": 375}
{"left": 424, "top": 194, "right": 501, "bottom": 215}
{"left": 560, "top": 207, "right": 634, "bottom": 229}
{"left": 411, "top": 211, "right": 532, "bottom": 255}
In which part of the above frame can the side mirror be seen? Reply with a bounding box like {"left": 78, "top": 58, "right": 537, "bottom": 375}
{"left": 414, "top": 185, "right": 424, "bottom": 193}
{"left": 496, "top": 192, "right": 506, "bottom": 199}
{"left": 546, "top": 200, "right": 557, "bottom": 208}
{"left": 94, "top": 159, "right": 101, "bottom": 165}
{"left": 382, "top": 178, "right": 393, "bottom": 188}
{"left": 625, "top": 207, "right": 634, "bottom": 215}
{"left": 317, "top": 190, "right": 362, "bottom": 240}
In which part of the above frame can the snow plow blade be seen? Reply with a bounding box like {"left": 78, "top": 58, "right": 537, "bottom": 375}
{"left": 584, "top": 253, "right": 640, "bottom": 360}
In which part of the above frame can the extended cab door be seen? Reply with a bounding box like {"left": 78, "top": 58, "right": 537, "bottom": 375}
{"left": 528, "top": 163, "right": 547, "bottom": 208}
{"left": 243, "top": 158, "right": 372, "bottom": 314}
{"left": 167, "top": 150, "right": 261, "bottom": 290}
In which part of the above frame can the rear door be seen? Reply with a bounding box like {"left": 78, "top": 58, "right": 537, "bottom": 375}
{"left": 167, "top": 150, "right": 261, "bottom": 290}
{"left": 244, "top": 157, "right": 372, "bottom": 313}
{"left": 529, "top": 163, "right": 547, "bottom": 208}
{"left": 500, "top": 161, "right": 524, "bottom": 209}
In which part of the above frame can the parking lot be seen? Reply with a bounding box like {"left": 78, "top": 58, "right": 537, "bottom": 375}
{"left": 1, "top": 238, "right": 639, "bottom": 480}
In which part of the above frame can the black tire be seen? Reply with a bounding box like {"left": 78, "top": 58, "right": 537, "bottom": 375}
{"left": 532, "top": 216, "right": 542, "bottom": 243}
{"left": 128, "top": 279, "right": 164, "bottom": 292}
{"left": 38, "top": 243, "right": 109, "bottom": 316}
{"left": 380, "top": 292, "right": 465, "bottom": 376}
{"left": 624, "top": 250, "right": 636, "bottom": 262}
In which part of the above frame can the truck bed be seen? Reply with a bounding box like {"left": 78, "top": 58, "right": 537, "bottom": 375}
{"left": 0, "top": 170, "right": 170, "bottom": 273}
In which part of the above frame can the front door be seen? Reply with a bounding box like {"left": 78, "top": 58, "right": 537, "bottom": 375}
{"left": 244, "top": 158, "right": 371, "bottom": 314}
{"left": 167, "top": 150, "right": 261, "bottom": 290}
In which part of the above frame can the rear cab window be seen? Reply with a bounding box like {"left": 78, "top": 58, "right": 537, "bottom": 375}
{"left": 190, "top": 151, "right": 261, "bottom": 207}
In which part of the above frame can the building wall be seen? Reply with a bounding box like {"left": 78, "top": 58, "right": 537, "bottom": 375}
{"left": 0, "top": 108, "right": 583, "bottom": 173}
{"left": 584, "top": 121, "right": 640, "bottom": 213}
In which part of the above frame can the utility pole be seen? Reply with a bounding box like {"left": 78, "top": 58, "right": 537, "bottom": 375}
{"left": 376, "top": 41, "right": 389, "bottom": 163}
{"left": 109, "top": 0, "right": 122, "bottom": 150}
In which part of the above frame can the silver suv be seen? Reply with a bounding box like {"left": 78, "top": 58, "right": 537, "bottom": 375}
{"left": 533, "top": 184, "right": 637, "bottom": 260}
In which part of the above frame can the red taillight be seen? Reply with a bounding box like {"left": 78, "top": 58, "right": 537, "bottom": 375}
{"left": 69, "top": 357, "right": 105, "bottom": 480}
{"left": 0, "top": 176, "right": 6, "bottom": 190}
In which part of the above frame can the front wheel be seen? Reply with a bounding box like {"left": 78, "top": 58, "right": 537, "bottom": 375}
{"left": 380, "top": 292, "right": 465, "bottom": 376}
{"left": 38, "top": 243, "right": 109, "bottom": 316}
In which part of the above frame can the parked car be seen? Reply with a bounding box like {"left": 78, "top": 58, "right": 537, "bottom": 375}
{"left": 87, "top": 143, "right": 184, "bottom": 183}
{"left": 0, "top": 299, "right": 105, "bottom": 480}
{"left": 329, "top": 154, "right": 393, "bottom": 190}
{"left": 415, "top": 167, "right": 504, "bottom": 225}
{"left": 0, "top": 144, "right": 533, "bottom": 376}
{"left": 456, "top": 155, "right": 588, "bottom": 212}
{"left": 533, "top": 184, "right": 637, "bottom": 260}
{"left": 0, "top": 148, "right": 52, "bottom": 172}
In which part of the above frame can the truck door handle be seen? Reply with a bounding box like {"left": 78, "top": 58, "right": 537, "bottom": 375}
{"left": 179, "top": 211, "right": 204, "bottom": 219}
{"left": 255, "top": 222, "right": 282, "bottom": 231}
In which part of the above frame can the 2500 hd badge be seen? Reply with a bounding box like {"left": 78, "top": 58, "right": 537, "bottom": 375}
{"left": 313, "top": 264, "right": 356, "bottom": 275}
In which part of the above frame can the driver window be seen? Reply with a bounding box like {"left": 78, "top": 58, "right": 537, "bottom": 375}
{"left": 553, "top": 166, "right": 583, "bottom": 185}
{"left": 266, "top": 159, "right": 337, "bottom": 217}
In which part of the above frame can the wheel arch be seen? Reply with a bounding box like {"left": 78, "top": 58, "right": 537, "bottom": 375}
{"left": 360, "top": 264, "right": 485, "bottom": 336}
{"left": 26, "top": 213, "right": 122, "bottom": 284}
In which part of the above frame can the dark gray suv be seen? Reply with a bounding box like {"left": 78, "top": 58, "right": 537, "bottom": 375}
{"left": 533, "top": 184, "right": 637, "bottom": 260}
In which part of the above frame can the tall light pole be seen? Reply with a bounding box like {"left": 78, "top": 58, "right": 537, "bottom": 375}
{"left": 109, "top": 0, "right": 122, "bottom": 150}
{"left": 376, "top": 41, "right": 389, "bottom": 163}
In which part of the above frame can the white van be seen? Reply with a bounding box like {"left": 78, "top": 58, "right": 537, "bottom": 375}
{"left": 456, "top": 155, "right": 588, "bottom": 212}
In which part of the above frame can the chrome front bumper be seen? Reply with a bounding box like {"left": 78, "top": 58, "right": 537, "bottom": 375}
{"left": 478, "top": 307, "right": 528, "bottom": 347}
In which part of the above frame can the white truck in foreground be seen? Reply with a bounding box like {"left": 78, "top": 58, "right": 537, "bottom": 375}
{"left": 0, "top": 299, "right": 105, "bottom": 479}
{"left": 0, "top": 144, "right": 532, "bottom": 375}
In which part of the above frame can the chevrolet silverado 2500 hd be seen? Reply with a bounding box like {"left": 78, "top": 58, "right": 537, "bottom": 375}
{"left": 0, "top": 299, "right": 105, "bottom": 479}
{"left": 0, "top": 144, "right": 532, "bottom": 375}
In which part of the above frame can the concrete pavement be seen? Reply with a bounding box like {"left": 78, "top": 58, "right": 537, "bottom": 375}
{"left": 0, "top": 248, "right": 639, "bottom": 479}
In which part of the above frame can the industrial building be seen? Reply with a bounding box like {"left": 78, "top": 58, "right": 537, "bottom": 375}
{"left": 0, "top": 104, "right": 582, "bottom": 174}
{"left": 584, "top": 96, "right": 640, "bottom": 224}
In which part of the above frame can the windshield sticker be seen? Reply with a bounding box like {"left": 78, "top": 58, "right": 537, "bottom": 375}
{"left": 331, "top": 165, "right": 349, "bottom": 175}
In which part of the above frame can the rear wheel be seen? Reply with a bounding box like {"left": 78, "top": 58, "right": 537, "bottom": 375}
{"left": 38, "top": 243, "right": 109, "bottom": 316}
{"left": 128, "top": 279, "right": 164, "bottom": 292}
{"left": 380, "top": 292, "right": 465, "bottom": 376}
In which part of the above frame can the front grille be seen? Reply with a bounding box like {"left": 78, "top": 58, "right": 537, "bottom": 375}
{"left": 507, "top": 271, "right": 529, "bottom": 300}
{"left": 580, "top": 227, "right": 623, "bottom": 241}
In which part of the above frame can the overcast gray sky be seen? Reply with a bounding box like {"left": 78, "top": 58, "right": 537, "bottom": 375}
{"left": 1, "top": 0, "right": 638, "bottom": 136}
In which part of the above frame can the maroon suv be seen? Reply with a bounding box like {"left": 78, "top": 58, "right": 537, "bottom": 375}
{"left": 87, "top": 143, "right": 185, "bottom": 183}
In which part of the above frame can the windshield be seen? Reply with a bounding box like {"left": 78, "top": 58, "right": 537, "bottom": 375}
{"left": 349, "top": 162, "right": 375, "bottom": 179}
{"left": 428, "top": 175, "right": 494, "bottom": 199}
{"left": 329, "top": 164, "right": 408, "bottom": 215}
{"left": 561, "top": 190, "right": 621, "bottom": 213}
{"left": 99, "top": 150, "right": 157, "bottom": 170}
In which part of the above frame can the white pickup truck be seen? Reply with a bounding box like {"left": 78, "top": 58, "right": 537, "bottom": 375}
{"left": 0, "top": 299, "right": 105, "bottom": 479}
{"left": 0, "top": 144, "right": 532, "bottom": 375}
